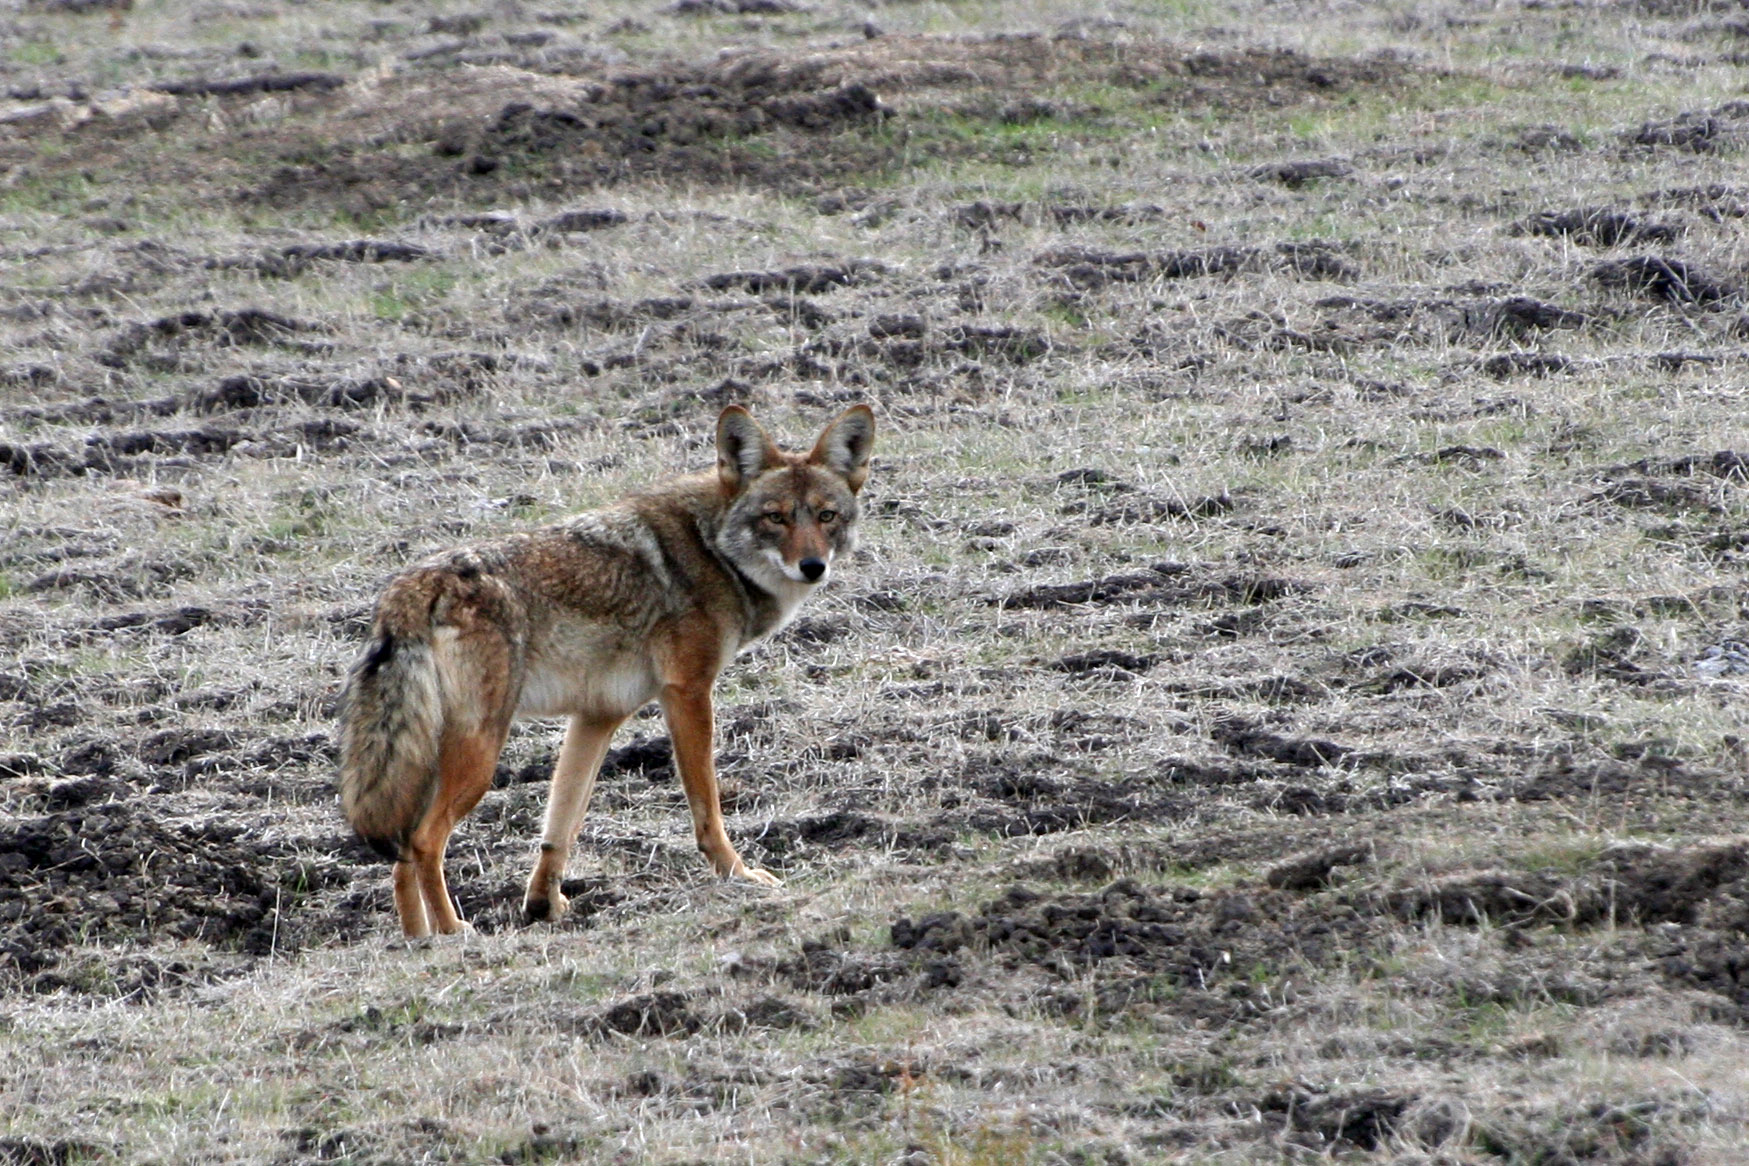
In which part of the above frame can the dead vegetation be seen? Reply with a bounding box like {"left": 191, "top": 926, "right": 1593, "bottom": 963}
{"left": 1, "top": 0, "right": 1748, "bottom": 1161}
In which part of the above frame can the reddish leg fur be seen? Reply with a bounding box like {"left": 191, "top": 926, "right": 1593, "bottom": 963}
{"left": 660, "top": 681, "right": 779, "bottom": 886}
{"left": 396, "top": 726, "right": 506, "bottom": 937}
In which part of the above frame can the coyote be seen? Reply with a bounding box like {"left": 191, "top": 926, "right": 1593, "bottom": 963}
{"left": 337, "top": 405, "right": 874, "bottom": 937}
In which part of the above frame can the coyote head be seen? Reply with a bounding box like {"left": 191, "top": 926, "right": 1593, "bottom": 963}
{"left": 714, "top": 404, "right": 875, "bottom": 591}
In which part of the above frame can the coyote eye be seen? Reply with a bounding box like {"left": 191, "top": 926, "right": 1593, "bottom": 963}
{"left": 763, "top": 510, "right": 787, "bottom": 525}
{"left": 817, "top": 509, "right": 838, "bottom": 523}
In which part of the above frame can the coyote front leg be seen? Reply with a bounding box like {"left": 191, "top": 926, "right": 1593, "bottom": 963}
{"left": 660, "top": 679, "right": 780, "bottom": 887}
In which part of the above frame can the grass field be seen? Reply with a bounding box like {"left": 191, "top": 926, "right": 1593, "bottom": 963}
{"left": 2, "top": 0, "right": 1748, "bottom": 1161}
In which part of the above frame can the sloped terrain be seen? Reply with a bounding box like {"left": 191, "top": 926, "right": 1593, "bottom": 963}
{"left": 2, "top": 0, "right": 1748, "bottom": 1162}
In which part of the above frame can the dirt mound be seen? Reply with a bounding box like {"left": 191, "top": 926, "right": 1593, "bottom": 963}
{"left": 1036, "top": 241, "right": 1358, "bottom": 289}
{"left": 1384, "top": 842, "right": 1749, "bottom": 929}
{"left": 1308, "top": 292, "right": 1591, "bottom": 352}
{"left": 0, "top": 353, "right": 552, "bottom": 480}
{"left": 1258, "top": 1087, "right": 1418, "bottom": 1154}
{"left": 224, "top": 35, "right": 1419, "bottom": 206}
{"left": 463, "top": 68, "right": 885, "bottom": 185}
{"left": 1513, "top": 206, "right": 1680, "bottom": 246}
{"left": 892, "top": 877, "right": 1377, "bottom": 1018}
{"left": 1374, "top": 842, "right": 1749, "bottom": 1015}
{"left": 0, "top": 1136, "right": 111, "bottom": 1166}
{"left": 1590, "top": 255, "right": 1741, "bottom": 305}
{"left": 945, "top": 754, "right": 1194, "bottom": 838}
{"left": 0, "top": 803, "right": 315, "bottom": 989}
{"left": 249, "top": 52, "right": 894, "bottom": 204}
{"left": 779, "top": 940, "right": 914, "bottom": 997}
{"left": 1212, "top": 716, "right": 1352, "bottom": 767}
{"left": 1474, "top": 1098, "right": 1694, "bottom": 1166}
{"left": 994, "top": 562, "right": 1310, "bottom": 609}
{"left": 594, "top": 990, "right": 703, "bottom": 1037}
{"left": 1630, "top": 100, "right": 1749, "bottom": 153}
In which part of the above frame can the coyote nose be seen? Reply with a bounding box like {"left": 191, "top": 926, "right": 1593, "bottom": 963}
{"left": 798, "top": 557, "right": 827, "bottom": 582}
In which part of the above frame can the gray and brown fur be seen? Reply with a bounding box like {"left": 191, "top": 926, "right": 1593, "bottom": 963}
{"left": 337, "top": 405, "right": 874, "bottom": 937}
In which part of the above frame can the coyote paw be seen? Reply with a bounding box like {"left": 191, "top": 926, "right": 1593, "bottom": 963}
{"left": 706, "top": 845, "right": 782, "bottom": 887}
{"left": 733, "top": 863, "right": 782, "bottom": 888}
{"left": 521, "top": 869, "right": 569, "bottom": 924}
{"left": 521, "top": 890, "right": 569, "bottom": 924}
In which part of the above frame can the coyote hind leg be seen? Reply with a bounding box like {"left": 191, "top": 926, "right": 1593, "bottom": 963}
{"left": 392, "top": 859, "right": 431, "bottom": 938}
{"left": 399, "top": 725, "right": 507, "bottom": 937}
{"left": 522, "top": 713, "right": 625, "bottom": 924}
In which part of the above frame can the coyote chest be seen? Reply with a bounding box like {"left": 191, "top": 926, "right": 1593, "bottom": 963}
{"left": 514, "top": 623, "right": 664, "bottom": 721}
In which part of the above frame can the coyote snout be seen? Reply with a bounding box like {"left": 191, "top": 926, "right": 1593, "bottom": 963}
{"left": 337, "top": 405, "right": 875, "bottom": 937}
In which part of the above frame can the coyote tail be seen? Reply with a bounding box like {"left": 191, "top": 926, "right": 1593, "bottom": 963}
{"left": 337, "top": 606, "right": 445, "bottom": 862}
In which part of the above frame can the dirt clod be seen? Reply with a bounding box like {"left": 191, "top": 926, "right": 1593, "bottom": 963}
{"left": 1267, "top": 844, "right": 1373, "bottom": 890}
{"left": 1514, "top": 207, "right": 1678, "bottom": 246}
{"left": 1590, "top": 255, "right": 1740, "bottom": 305}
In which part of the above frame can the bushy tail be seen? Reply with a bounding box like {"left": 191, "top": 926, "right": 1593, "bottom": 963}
{"left": 337, "top": 620, "right": 445, "bottom": 862}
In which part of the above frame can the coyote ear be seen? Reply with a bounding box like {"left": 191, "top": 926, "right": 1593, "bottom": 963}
{"left": 717, "top": 405, "right": 781, "bottom": 493}
{"left": 807, "top": 404, "right": 875, "bottom": 493}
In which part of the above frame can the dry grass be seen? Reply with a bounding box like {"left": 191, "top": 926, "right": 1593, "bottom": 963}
{"left": 2, "top": 0, "right": 1749, "bottom": 1162}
